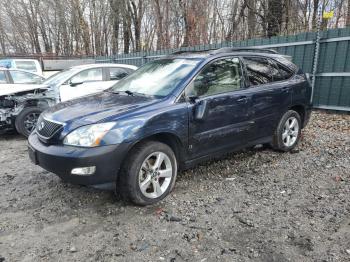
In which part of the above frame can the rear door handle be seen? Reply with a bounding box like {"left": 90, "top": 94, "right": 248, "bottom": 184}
{"left": 282, "top": 87, "right": 291, "bottom": 93}
{"left": 237, "top": 96, "right": 248, "bottom": 103}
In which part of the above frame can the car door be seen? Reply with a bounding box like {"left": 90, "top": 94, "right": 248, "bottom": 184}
{"left": 186, "top": 57, "right": 252, "bottom": 159}
{"left": 59, "top": 67, "right": 103, "bottom": 102}
{"left": 242, "top": 57, "right": 292, "bottom": 140}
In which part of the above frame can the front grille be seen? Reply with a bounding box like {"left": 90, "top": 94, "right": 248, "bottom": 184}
{"left": 36, "top": 116, "right": 63, "bottom": 138}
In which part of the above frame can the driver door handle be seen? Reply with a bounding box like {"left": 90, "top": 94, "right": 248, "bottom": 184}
{"left": 237, "top": 96, "right": 248, "bottom": 103}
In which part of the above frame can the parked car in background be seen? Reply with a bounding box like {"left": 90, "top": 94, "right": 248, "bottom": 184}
{"left": 28, "top": 48, "right": 312, "bottom": 205}
{"left": 0, "top": 59, "right": 43, "bottom": 75}
{"left": 0, "top": 67, "right": 45, "bottom": 85}
{"left": 44, "top": 63, "right": 137, "bottom": 101}
{"left": 0, "top": 63, "right": 137, "bottom": 137}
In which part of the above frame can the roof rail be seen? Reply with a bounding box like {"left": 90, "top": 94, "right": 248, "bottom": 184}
{"left": 170, "top": 47, "right": 279, "bottom": 56}
{"left": 212, "top": 47, "right": 278, "bottom": 54}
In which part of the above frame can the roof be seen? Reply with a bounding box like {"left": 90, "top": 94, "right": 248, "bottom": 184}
{"left": 71, "top": 63, "right": 138, "bottom": 70}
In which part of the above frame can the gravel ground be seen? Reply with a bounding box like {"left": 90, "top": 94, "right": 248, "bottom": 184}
{"left": 0, "top": 111, "right": 349, "bottom": 262}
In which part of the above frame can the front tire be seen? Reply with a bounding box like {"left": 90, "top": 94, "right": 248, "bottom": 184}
{"left": 271, "top": 110, "right": 301, "bottom": 152}
{"left": 117, "top": 141, "right": 177, "bottom": 206}
{"left": 15, "top": 107, "right": 42, "bottom": 137}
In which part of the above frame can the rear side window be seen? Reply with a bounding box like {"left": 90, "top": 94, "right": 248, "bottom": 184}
{"left": 0, "top": 71, "right": 6, "bottom": 83}
{"left": 109, "top": 67, "right": 129, "bottom": 80}
{"left": 243, "top": 57, "right": 276, "bottom": 86}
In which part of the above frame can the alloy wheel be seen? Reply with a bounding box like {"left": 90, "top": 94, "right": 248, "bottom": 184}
{"left": 282, "top": 116, "right": 299, "bottom": 147}
{"left": 138, "top": 152, "right": 173, "bottom": 199}
{"left": 24, "top": 113, "right": 40, "bottom": 134}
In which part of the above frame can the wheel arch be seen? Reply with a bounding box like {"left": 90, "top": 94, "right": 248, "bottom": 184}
{"left": 289, "top": 104, "right": 306, "bottom": 128}
{"left": 123, "top": 132, "right": 186, "bottom": 170}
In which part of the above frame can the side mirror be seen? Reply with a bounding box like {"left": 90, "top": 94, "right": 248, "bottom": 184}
{"left": 193, "top": 100, "right": 208, "bottom": 121}
{"left": 70, "top": 80, "right": 84, "bottom": 87}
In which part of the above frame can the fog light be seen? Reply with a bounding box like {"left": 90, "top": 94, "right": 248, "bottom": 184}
{"left": 71, "top": 166, "right": 96, "bottom": 175}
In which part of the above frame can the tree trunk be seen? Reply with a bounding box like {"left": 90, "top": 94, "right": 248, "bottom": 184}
{"left": 267, "top": 0, "right": 283, "bottom": 37}
{"left": 347, "top": 0, "right": 350, "bottom": 26}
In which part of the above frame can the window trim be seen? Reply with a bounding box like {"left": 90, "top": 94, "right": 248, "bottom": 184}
{"left": 179, "top": 56, "right": 247, "bottom": 102}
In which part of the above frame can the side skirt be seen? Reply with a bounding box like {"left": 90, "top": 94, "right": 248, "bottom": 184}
{"left": 181, "top": 136, "right": 272, "bottom": 170}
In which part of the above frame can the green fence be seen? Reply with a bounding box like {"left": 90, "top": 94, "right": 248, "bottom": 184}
{"left": 96, "top": 28, "right": 350, "bottom": 111}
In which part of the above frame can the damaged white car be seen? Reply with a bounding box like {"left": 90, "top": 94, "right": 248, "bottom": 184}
{"left": 0, "top": 63, "right": 137, "bottom": 137}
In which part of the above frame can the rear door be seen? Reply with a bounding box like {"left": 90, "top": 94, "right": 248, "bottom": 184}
{"left": 242, "top": 56, "right": 293, "bottom": 140}
{"left": 186, "top": 57, "right": 253, "bottom": 159}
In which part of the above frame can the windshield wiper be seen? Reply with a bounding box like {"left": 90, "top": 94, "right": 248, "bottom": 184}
{"left": 106, "top": 90, "right": 149, "bottom": 97}
{"left": 124, "top": 90, "right": 134, "bottom": 96}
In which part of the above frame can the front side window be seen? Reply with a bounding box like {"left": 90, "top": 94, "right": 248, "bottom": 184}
{"left": 187, "top": 57, "right": 242, "bottom": 97}
{"left": 243, "top": 57, "right": 277, "bottom": 86}
{"left": 70, "top": 68, "right": 103, "bottom": 83}
{"left": 10, "top": 70, "right": 43, "bottom": 84}
{"left": 110, "top": 58, "right": 200, "bottom": 97}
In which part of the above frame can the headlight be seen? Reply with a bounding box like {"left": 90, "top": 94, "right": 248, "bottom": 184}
{"left": 63, "top": 122, "right": 115, "bottom": 147}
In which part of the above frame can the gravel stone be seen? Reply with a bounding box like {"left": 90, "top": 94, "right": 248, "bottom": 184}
{"left": 0, "top": 111, "right": 349, "bottom": 261}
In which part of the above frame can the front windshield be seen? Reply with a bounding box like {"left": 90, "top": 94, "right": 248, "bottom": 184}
{"left": 43, "top": 68, "right": 78, "bottom": 87}
{"left": 110, "top": 58, "right": 200, "bottom": 97}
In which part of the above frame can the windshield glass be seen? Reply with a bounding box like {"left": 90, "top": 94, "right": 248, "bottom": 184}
{"left": 110, "top": 58, "right": 200, "bottom": 97}
{"left": 43, "top": 68, "right": 77, "bottom": 87}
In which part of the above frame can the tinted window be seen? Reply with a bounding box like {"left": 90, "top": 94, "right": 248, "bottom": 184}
{"left": 187, "top": 57, "right": 242, "bottom": 97}
{"left": 109, "top": 67, "right": 129, "bottom": 80}
{"left": 0, "top": 71, "right": 6, "bottom": 83}
{"left": 273, "top": 62, "right": 294, "bottom": 81}
{"left": 70, "top": 68, "right": 103, "bottom": 83}
{"left": 10, "top": 70, "right": 43, "bottom": 84}
{"left": 243, "top": 57, "right": 277, "bottom": 86}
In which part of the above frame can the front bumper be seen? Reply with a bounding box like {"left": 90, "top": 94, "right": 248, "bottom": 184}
{"left": 28, "top": 132, "right": 130, "bottom": 186}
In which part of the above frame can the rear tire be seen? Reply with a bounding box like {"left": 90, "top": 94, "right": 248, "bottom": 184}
{"left": 15, "top": 107, "right": 42, "bottom": 137}
{"left": 271, "top": 110, "right": 301, "bottom": 152}
{"left": 116, "top": 141, "right": 177, "bottom": 206}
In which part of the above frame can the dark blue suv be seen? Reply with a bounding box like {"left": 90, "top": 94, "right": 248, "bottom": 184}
{"left": 28, "top": 48, "right": 312, "bottom": 205}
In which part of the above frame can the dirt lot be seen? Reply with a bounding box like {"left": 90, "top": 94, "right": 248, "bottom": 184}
{"left": 0, "top": 111, "right": 349, "bottom": 262}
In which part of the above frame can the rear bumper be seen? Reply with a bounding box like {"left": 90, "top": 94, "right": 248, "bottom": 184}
{"left": 28, "top": 132, "right": 130, "bottom": 186}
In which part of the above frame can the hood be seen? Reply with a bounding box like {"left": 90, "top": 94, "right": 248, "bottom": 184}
{"left": 0, "top": 84, "right": 48, "bottom": 96}
{"left": 43, "top": 92, "right": 158, "bottom": 126}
